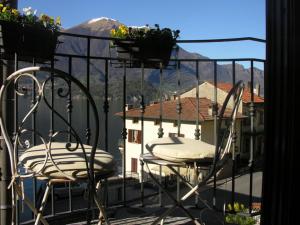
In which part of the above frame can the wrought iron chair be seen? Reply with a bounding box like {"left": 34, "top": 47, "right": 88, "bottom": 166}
{"left": 140, "top": 81, "right": 244, "bottom": 225}
{"left": 0, "top": 67, "right": 115, "bottom": 225}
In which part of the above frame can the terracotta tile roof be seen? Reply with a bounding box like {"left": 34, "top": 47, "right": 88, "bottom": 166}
{"left": 116, "top": 97, "right": 243, "bottom": 121}
{"left": 206, "top": 81, "right": 264, "bottom": 103}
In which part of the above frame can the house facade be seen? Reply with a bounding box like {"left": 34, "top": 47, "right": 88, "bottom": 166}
{"left": 181, "top": 81, "right": 264, "bottom": 160}
{"left": 116, "top": 95, "right": 244, "bottom": 178}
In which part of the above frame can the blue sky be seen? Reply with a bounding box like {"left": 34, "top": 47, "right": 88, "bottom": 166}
{"left": 18, "top": 0, "right": 265, "bottom": 66}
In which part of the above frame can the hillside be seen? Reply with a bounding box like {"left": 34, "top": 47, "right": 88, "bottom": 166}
{"left": 53, "top": 18, "right": 264, "bottom": 101}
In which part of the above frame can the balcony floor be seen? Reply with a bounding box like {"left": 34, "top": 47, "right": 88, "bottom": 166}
{"left": 66, "top": 171, "right": 262, "bottom": 225}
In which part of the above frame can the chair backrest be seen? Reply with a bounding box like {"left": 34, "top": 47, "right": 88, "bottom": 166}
{"left": 202, "top": 80, "right": 244, "bottom": 183}
{"left": 0, "top": 67, "right": 99, "bottom": 182}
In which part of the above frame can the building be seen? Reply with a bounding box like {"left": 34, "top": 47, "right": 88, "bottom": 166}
{"left": 181, "top": 81, "right": 265, "bottom": 160}
{"left": 116, "top": 95, "right": 244, "bottom": 178}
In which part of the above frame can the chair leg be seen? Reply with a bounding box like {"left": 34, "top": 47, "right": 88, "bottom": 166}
{"left": 160, "top": 218, "right": 164, "bottom": 225}
{"left": 167, "top": 167, "right": 209, "bottom": 225}
{"left": 144, "top": 163, "right": 200, "bottom": 225}
{"left": 34, "top": 182, "right": 51, "bottom": 225}
{"left": 13, "top": 183, "right": 49, "bottom": 225}
{"left": 168, "top": 166, "right": 212, "bottom": 210}
{"left": 152, "top": 206, "right": 176, "bottom": 225}
{"left": 11, "top": 187, "right": 16, "bottom": 225}
{"left": 95, "top": 181, "right": 110, "bottom": 225}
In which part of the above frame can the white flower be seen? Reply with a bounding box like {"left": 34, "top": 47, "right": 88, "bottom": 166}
{"left": 23, "top": 7, "right": 36, "bottom": 16}
{"left": 23, "top": 7, "right": 31, "bottom": 14}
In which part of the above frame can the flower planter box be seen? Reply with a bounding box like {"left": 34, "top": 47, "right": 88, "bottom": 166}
{"left": 0, "top": 20, "right": 58, "bottom": 61}
{"left": 113, "top": 38, "right": 174, "bottom": 69}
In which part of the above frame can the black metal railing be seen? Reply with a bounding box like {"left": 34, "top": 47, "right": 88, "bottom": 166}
{"left": 0, "top": 32, "right": 265, "bottom": 224}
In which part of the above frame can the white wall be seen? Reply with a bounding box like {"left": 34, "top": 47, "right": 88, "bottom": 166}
{"left": 124, "top": 119, "right": 199, "bottom": 177}
{"left": 123, "top": 117, "right": 242, "bottom": 179}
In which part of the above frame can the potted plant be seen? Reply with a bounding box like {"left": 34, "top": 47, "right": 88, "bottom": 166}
{"left": 110, "top": 24, "right": 179, "bottom": 68}
{"left": 225, "top": 202, "right": 258, "bottom": 225}
{"left": 0, "top": 5, "right": 61, "bottom": 61}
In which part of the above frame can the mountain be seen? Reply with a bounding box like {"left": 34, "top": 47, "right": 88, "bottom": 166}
{"left": 54, "top": 18, "right": 264, "bottom": 101}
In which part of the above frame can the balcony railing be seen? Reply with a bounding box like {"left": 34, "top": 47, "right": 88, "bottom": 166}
{"left": 0, "top": 31, "right": 265, "bottom": 224}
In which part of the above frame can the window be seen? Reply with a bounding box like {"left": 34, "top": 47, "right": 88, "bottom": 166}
{"left": 258, "top": 110, "right": 264, "bottom": 125}
{"left": 169, "top": 133, "right": 185, "bottom": 138}
{"left": 128, "top": 129, "right": 142, "bottom": 144}
{"left": 257, "top": 136, "right": 264, "bottom": 155}
{"left": 173, "top": 120, "right": 178, "bottom": 127}
{"left": 117, "top": 187, "right": 122, "bottom": 201}
{"left": 131, "top": 158, "right": 138, "bottom": 173}
{"left": 244, "top": 138, "right": 250, "bottom": 153}
{"left": 132, "top": 118, "right": 139, "bottom": 124}
{"left": 243, "top": 118, "right": 251, "bottom": 126}
{"left": 243, "top": 108, "right": 251, "bottom": 126}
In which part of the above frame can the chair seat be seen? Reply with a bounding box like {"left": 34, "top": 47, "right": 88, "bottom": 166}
{"left": 19, "top": 142, "right": 115, "bottom": 179}
{"left": 146, "top": 137, "right": 215, "bottom": 162}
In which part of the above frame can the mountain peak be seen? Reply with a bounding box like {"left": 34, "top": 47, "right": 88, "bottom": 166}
{"left": 88, "top": 17, "right": 118, "bottom": 24}
{"left": 65, "top": 17, "right": 121, "bottom": 35}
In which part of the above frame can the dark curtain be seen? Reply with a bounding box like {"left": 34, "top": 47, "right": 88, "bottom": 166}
{"left": 262, "top": 0, "right": 298, "bottom": 224}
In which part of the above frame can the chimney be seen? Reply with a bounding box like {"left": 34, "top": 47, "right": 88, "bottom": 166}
{"left": 125, "top": 104, "right": 133, "bottom": 111}
{"left": 255, "top": 83, "right": 261, "bottom": 96}
{"left": 208, "top": 105, "right": 213, "bottom": 116}
{"left": 171, "top": 91, "right": 178, "bottom": 100}
{"left": 247, "top": 81, "right": 251, "bottom": 90}
{"left": 164, "top": 94, "right": 170, "bottom": 101}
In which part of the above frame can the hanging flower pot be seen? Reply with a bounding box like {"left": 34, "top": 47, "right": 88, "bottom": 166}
{"left": 0, "top": 5, "right": 61, "bottom": 61}
{"left": 114, "top": 39, "right": 174, "bottom": 68}
{"left": 112, "top": 39, "right": 137, "bottom": 68}
{"left": 0, "top": 20, "right": 23, "bottom": 55}
{"left": 111, "top": 24, "right": 180, "bottom": 68}
{"left": 22, "top": 25, "right": 58, "bottom": 60}
{"left": 0, "top": 21, "right": 58, "bottom": 61}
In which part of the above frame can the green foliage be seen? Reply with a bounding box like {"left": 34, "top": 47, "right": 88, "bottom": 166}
{"left": 0, "top": 4, "right": 61, "bottom": 32}
{"left": 225, "top": 202, "right": 257, "bottom": 225}
{"left": 0, "top": 4, "right": 19, "bottom": 22}
{"left": 110, "top": 24, "right": 180, "bottom": 45}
